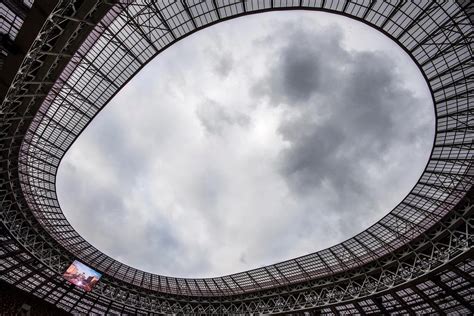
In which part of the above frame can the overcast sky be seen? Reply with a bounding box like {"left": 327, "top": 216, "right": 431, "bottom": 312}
{"left": 57, "top": 11, "right": 434, "bottom": 278}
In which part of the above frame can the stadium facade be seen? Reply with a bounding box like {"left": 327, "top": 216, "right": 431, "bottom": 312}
{"left": 1, "top": 0, "right": 473, "bottom": 314}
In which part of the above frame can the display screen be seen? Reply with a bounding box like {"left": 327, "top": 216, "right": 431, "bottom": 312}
{"left": 63, "top": 260, "right": 102, "bottom": 292}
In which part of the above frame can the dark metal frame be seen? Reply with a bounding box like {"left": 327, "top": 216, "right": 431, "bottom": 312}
{"left": 1, "top": 0, "right": 473, "bottom": 314}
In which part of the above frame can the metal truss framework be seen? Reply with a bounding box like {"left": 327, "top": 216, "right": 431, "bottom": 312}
{"left": 0, "top": 0, "right": 473, "bottom": 314}
{"left": 0, "top": 0, "right": 34, "bottom": 63}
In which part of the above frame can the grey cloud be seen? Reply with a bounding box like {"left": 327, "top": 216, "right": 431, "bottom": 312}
{"left": 196, "top": 98, "right": 250, "bottom": 135}
{"left": 278, "top": 119, "right": 347, "bottom": 191}
{"left": 214, "top": 54, "right": 234, "bottom": 78}
{"left": 276, "top": 49, "right": 322, "bottom": 102}
{"left": 124, "top": 220, "right": 212, "bottom": 276}
{"left": 252, "top": 24, "right": 347, "bottom": 105}
{"left": 253, "top": 25, "right": 432, "bottom": 225}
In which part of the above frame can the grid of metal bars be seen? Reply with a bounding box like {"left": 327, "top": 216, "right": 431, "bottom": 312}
{"left": 0, "top": 0, "right": 473, "bottom": 314}
{"left": 0, "top": 0, "right": 34, "bottom": 65}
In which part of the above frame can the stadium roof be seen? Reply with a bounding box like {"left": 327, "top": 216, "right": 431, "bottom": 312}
{"left": 1, "top": 0, "right": 473, "bottom": 314}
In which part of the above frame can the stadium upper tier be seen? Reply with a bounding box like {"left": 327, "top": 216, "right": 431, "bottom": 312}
{"left": 1, "top": 0, "right": 473, "bottom": 314}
